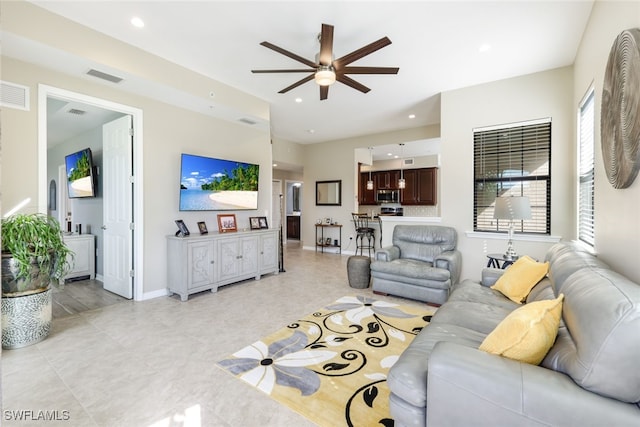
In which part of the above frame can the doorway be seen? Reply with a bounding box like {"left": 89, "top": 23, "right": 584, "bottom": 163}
{"left": 38, "top": 84, "right": 145, "bottom": 301}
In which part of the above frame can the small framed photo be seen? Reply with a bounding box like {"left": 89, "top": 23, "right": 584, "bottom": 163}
{"left": 258, "top": 216, "right": 269, "bottom": 229}
{"left": 175, "top": 219, "right": 190, "bottom": 237}
{"left": 249, "top": 217, "right": 261, "bottom": 230}
{"left": 217, "top": 214, "right": 237, "bottom": 233}
{"left": 324, "top": 217, "right": 331, "bottom": 224}
{"left": 197, "top": 221, "right": 208, "bottom": 235}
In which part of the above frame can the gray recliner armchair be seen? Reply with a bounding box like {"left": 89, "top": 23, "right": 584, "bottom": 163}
{"left": 370, "top": 225, "right": 461, "bottom": 305}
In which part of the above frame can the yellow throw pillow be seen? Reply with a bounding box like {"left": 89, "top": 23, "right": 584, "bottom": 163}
{"left": 479, "top": 294, "right": 564, "bottom": 365}
{"left": 492, "top": 255, "right": 549, "bottom": 303}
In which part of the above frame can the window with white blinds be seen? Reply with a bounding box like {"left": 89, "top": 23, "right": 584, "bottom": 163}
{"left": 578, "top": 90, "right": 595, "bottom": 246}
{"left": 474, "top": 119, "right": 551, "bottom": 234}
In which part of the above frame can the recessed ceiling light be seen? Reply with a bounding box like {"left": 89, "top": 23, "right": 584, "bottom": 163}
{"left": 131, "top": 17, "right": 145, "bottom": 28}
{"left": 273, "top": 163, "right": 278, "bottom": 167}
{"left": 307, "top": 129, "right": 315, "bottom": 134}
{"left": 479, "top": 43, "right": 491, "bottom": 53}
{"left": 387, "top": 152, "right": 393, "bottom": 156}
{"left": 408, "top": 114, "right": 416, "bottom": 119}
{"left": 295, "top": 98, "right": 302, "bottom": 103}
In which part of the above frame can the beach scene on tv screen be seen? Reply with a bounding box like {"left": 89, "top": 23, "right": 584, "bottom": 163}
{"left": 66, "top": 150, "right": 94, "bottom": 198}
{"left": 180, "top": 154, "right": 259, "bottom": 211}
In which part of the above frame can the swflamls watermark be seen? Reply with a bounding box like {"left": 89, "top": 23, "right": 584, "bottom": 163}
{"left": 4, "top": 410, "right": 71, "bottom": 421}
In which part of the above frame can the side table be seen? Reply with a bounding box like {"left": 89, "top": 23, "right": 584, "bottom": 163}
{"left": 486, "top": 253, "right": 517, "bottom": 269}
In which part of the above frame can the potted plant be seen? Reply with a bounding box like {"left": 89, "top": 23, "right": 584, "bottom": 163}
{"left": 1, "top": 213, "right": 73, "bottom": 349}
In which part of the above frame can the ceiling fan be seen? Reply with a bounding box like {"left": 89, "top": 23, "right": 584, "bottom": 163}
{"left": 251, "top": 23, "right": 399, "bottom": 100}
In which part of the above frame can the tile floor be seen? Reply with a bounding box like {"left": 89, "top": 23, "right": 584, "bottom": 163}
{"left": 1, "top": 243, "right": 425, "bottom": 426}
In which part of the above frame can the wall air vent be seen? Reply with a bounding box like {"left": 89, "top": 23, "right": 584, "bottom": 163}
{"left": 238, "top": 117, "right": 257, "bottom": 125}
{"left": 1, "top": 81, "right": 29, "bottom": 111}
{"left": 403, "top": 158, "right": 415, "bottom": 166}
{"left": 86, "top": 69, "right": 123, "bottom": 84}
{"left": 68, "top": 108, "right": 87, "bottom": 115}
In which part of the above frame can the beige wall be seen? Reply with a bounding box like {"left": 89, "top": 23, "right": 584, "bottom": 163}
{"left": 1, "top": 62, "right": 271, "bottom": 299}
{"left": 299, "top": 126, "right": 440, "bottom": 249}
{"left": 441, "top": 66, "right": 574, "bottom": 281}
{"left": 573, "top": 0, "right": 640, "bottom": 283}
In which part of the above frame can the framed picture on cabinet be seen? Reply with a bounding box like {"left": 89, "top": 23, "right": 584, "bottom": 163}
{"left": 217, "top": 214, "right": 237, "bottom": 233}
{"left": 197, "top": 221, "right": 208, "bottom": 234}
{"left": 258, "top": 217, "right": 269, "bottom": 229}
{"left": 174, "top": 219, "right": 190, "bottom": 237}
{"left": 249, "top": 217, "right": 261, "bottom": 230}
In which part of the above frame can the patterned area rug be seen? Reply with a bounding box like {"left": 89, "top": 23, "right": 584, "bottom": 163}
{"left": 217, "top": 295, "right": 432, "bottom": 426}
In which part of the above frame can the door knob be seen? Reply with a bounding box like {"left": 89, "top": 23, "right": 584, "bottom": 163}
{"left": 101, "top": 225, "right": 107, "bottom": 230}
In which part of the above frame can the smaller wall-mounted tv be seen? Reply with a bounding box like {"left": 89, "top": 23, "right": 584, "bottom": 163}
{"left": 65, "top": 148, "right": 96, "bottom": 198}
{"left": 179, "top": 153, "right": 259, "bottom": 211}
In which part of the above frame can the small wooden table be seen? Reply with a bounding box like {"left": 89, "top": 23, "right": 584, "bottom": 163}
{"left": 486, "top": 253, "right": 517, "bottom": 269}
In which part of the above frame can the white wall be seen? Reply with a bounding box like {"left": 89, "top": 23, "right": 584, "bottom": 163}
{"left": 573, "top": 0, "right": 640, "bottom": 283}
{"left": 441, "top": 66, "right": 574, "bottom": 281}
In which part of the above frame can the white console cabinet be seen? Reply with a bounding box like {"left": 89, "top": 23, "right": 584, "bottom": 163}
{"left": 167, "top": 229, "right": 279, "bottom": 301}
{"left": 62, "top": 234, "right": 96, "bottom": 281}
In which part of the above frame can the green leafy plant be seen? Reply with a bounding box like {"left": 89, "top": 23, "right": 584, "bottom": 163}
{"left": 1, "top": 213, "right": 73, "bottom": 294}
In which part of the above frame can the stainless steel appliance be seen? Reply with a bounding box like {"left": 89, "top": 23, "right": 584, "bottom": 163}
{"left": 376, "top": 189, "right": 399, "bottom": 204}
{"left": 380, "top": 205, "right": 404, "bottom": 216}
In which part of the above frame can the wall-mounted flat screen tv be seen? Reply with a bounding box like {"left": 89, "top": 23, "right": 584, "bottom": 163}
{"left": 179, "top": 153, "right": 259, "bottom": 211}
{"left": 65, "top": 147, "right": 96, "bottom": 198}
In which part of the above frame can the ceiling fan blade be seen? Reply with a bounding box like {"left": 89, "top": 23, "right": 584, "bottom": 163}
{"left": 252, "top": 69, "right": 316, "bottom": 73}
{"left": 318, "top": 24, "right": 334, "bottom": 66}
{"left": 260, "top": 41, "right": 317, "bottom": 68}
{"left": 320, "top": 85, "right": 329, "bottom": 100}
{"left": 278, "top": 74, "right": 315, "bottom": 94}
{"left": 333, "top": 37, "right": 392, "bottom": 69}
{"left": 337, "top": 74, "right": 371, "bottom": 93}
{"left": 342, "top": 66, "right": 399, "bottom": 75}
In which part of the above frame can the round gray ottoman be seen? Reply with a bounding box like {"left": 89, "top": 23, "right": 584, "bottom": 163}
{"left": 347, "top": 256, "right": 371, "bottom": 289}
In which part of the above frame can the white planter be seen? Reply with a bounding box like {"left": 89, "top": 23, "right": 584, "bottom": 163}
{"left": 1, "top": 289, "right": 52, "bottom": 349}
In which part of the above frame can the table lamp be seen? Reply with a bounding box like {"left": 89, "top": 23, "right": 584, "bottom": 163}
{"left": 494, "top": 196, "right": 531, "bottom": 260}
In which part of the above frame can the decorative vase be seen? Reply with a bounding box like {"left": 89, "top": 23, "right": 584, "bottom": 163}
{"left": 2, "top": 288, "right": 52, "bottom": 349}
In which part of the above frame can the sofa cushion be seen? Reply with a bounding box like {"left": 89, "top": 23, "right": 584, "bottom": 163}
{"left": 491, "top": 256, "right": 549, "bottom": 303}
{"left": 543, "top": 268, "right": 640, "bottom": 403}
{"left": 480, "top": 294, "right": 564, "bottom": 365}
{"left": 370, "top": 259, "right": 450, "bottom": 282}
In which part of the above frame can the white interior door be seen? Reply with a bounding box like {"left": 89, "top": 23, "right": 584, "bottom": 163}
{"left": 102, "top": 115, "right": 133, "bottom": 298}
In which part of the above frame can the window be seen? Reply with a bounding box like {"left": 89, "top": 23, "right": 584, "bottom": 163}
{"left": 578, "top": 90, "right": 595, "bottom": 246}
{"left": 474, "top": 119, "right": 551, "bottom": 234}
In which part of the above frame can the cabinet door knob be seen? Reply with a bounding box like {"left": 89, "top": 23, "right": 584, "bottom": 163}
{"left": 101, "top": 225, "right": 107, "bottom": 230}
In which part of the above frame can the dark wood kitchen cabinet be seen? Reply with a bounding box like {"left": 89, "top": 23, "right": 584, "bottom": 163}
{"left": 375, "top": 170, "right": 400, "bottom": 190}
{"left": 400, "top": 168, "right": 437, "bottom": 205}
{"left": 359, "top": 172, "right": 377, "bottom": 205}
{"left": 286, "top": 215, "right": 301, "bottom": 239}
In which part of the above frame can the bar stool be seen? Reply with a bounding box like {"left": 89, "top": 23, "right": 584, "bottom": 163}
{"left": 352, "top": 213, "right": 375, "bottom": 257}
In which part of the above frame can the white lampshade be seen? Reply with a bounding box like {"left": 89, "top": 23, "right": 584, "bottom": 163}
{"left": 494, "top": 196, "right": 531, "bottom": 220}
{"left": 398, "top": 178, "right": 406, "bottom": 189}
{"left": 315, "top": 66, "right": 336, "bottom": 86}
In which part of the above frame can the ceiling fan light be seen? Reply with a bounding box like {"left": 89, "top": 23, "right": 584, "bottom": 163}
{"left": 315, "top": 66, "right": 336, "bottom": 86}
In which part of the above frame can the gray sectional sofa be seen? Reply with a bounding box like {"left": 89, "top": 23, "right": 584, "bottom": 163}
{"left": 388, "top": 241, "right": 640, "bottom": 427}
